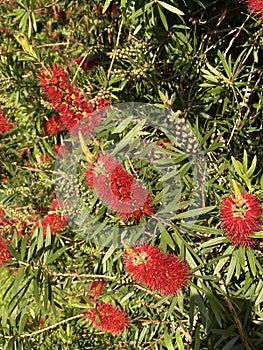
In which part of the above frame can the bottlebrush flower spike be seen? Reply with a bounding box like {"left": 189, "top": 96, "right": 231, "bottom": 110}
{"left": 220, "top": 186, "right": 262, "bottom": 246}
{"left": 38, "top": 64, "right": 108, "bottom": 136}
{"left": 123, "top": 242, "right": 190, "bottom": 295}
{"left": 245, "top": 0, "right": 263, "bottom": 19}
{"left": 38, "top": 199, "right": 67, "bottom": 235}
{"left": 73, "top": 55, "right": 98, "bottom": 71}
{"left": 0, "top": 236, "right": 11, "bottom": 265}
{"left": 85, "top": 302, "right": 129, "bottom": 335}
{"left": 0, "top": 110, "right": 12, "bottom": 134}
{"left": 89, "top": 280, "right": 107, "bottom": 298}
{"left": 84, "top": 152, "right": 154, "bottom": 222}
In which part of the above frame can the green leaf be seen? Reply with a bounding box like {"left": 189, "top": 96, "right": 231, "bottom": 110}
{"left": 120, "top": 0, "right": 127, "bottom": 8}
{"left": 111, "top": 116, "right": 134, "bottom": 134}
{"left": 246, "top": 248, "right": 256, "bottom": 276}
{"left": 19, "top": 308, "right": 29, "bottom": 333}
{"left": 11, "top": 268, "right": 25, "bottom": 296}
{"left": 217, "top": 50, "right": 232, "bottom": 79}
{"left": 231, "top": 156, "right": 243, "bottom": 176}
{"left": 102, "top": 0, "right": 114, "bottom": 13}
{"left": 221, "top": 336, "right": 239, "bottom": 350}
{"left": 102, "top": 245, "right": 116, "bottom": 264}
{"left": 173, "top": 206, "right": 216, "bottom": 220}
{"left": 20, "top": 233, "right": 28, "bottom": 261}
{"left": 128, "top": 2, "right": 154, "bottom": 20}
{"left": 247, "top": 155, "right": 257, "bottom": 178}
{"left": 111, "top": 120, "right": 146, "bottom": 156}
{"left": 159, "top": 222, "right": 175, "bottom": 250}
{"left": 194, "top": 325, "right": 200, "bottom": 350}
{"left": 225, "top": 250, "right": 238, "bottom": 285}
{"left": 176, "top": 328, "right": 184, "bottom": 350}
{"left": 164, "top": 331, "right": 175, "bottom": 350}
{"left": 243, "top": 149, "right": 248, "bottom": 173}
{"left": 44, "top": 247, "right": 66, "bottom": 266}
{"left": 157, "top": 5, "right": 168, "bottom": 30}
{"left": 7, "top": 245, "right": 21, "bottom": 261}
{"left": 199, "top": 237, "right": 228, "bottom": 249}
{"left": 158, "top": 1, "right": 184, "bottom": 16}
{"left": 251, "top": 230, "right": 263, "bottom": 238}
{"left": 255, "top": 281, "right": 263, "bottom": 306}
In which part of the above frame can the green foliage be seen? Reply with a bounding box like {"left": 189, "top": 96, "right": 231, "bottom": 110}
{"left": 0, "top": 0, "right": 262, "bottom": 349}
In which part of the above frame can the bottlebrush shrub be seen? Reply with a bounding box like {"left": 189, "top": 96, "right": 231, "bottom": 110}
{"left": 1, "top": 0, "right": 263, "bottom": 349}
{"left": 123, "top": 242, "right": 190, "bottom": 295}
{"left": 84, "top": 152, "right": 154, "bottom": 222}
{"left": 220, "top": 191, "right": 262, "bottom": 246}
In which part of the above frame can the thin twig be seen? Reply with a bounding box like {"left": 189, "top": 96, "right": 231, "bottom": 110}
{"left": 107, "top": 19, "right": 123, "bottom": 81}
{"left": 217, "top": 273, "right": 252, "bottom": 350}
{"left": 4, "top": 314, "right": 84, "bottom": 339}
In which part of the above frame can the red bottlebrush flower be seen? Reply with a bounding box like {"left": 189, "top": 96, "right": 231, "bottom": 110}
{"left": 53, "top": 143, "right": 70, "bottom": 157}
{"left": 73, "top": 56, "right": 98, "bottom": 71}
{"left": 44, "top": 115, "right": 65, "bottom": 135}
{"left": 89, "top": 280, "right": 107, "bottom": 298}
{"left": 85, "top": 302, "right": 129, "bottom": 335}
{"left": 84, "top": 153, "right": 154, "bottom": 221}
{"left": 39, "top": 153, "right": 51, "bottom": 163}
{"left": 1, "top": 174, "right": 7, "bottom": 184}
{"left": 38, "top": 199, "right": 67, "bottom": 235}
{"left": 245, "top": 0, "right": 263, "bottom": 19}
{"left": 0, "top": 110, "right": 12, "bottom": 134}
{"left": 38, "top": 64, "right": 108, "bottom": 136}
{"left": 220, "top": 191, "right": 262, "bottom": 246}
{"left": 0, "top": 236, "right": 11, "bottom": 265}
{"left": 123, "top": 242, "right": 190, "bottom": 295}
{"left": 0, "top": 26, "right": 11, "bottom": 36}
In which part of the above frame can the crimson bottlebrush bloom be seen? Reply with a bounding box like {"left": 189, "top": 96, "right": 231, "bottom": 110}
{"left": 220, "top": 191, "right": 262, "bottom": 246}
{"left": 53, "top": 142, "right": 71, "bottom": 158}
{"left": 123, "top": 242, "right": 190, "bottom": 295}
{"left": 0, "top": 236, "right": 11, "bottom": 265}
{"left": 73, "top": 56, "right": 98, "bottom": 71}
{"left": 84, "top": 153, "right": 154, "bottom": 221}
{"left": 85, "top": 302, "right": 129, "bottom": 335}
{"left": 245, "top": 0, "right": 263, "bottom": 19}
{"left": 38, "top": 199, "right": 67, "bottom": 235}
{"left": 38, "top": 64, "right": 108, "bottom": 136}
{"left": 89, "top": 280, "right": 107, "bottom": 298}
{"left": 43, "top": 114, "right": 65, "bottom": 135}
{"left": 0, "top": 110, "right": 12, "bottom": 134}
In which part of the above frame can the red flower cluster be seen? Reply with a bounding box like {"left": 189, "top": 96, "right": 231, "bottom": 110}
{"left": 245, "top": 0, "right": 263, "bottom": 19}
{"left": 220, "top": 191, "right": 262, "bottom": 246}
{"left": 38, "top": 199, "right": 67, "bottom": 235}
{"left": 85, "top": 302, "right": 129, "bottom": 335}
{"left": 73, "top": 56, "right": 98, "bottom": 71}
{"left": 0, "top": 235, "right": 11, "bottom": 265}
{"left": 84, "top": 153, "right": 154, "bottom": 221}
{"left": 123, "top": 242, "right": 190, "bottom": 295}
{"left": 38, "top": 65, "right": 109, "bottom": 136}
{"left": 89, "top": 280, "right": 107, "bottom": 299}
{"left": 0, "top": 110, "right": 12, "bottom": 134}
